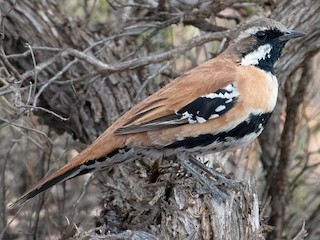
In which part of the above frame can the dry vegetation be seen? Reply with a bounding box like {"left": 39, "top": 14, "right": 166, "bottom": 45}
{"left": 0, "top": 0, "right": 319, "bottom": 239}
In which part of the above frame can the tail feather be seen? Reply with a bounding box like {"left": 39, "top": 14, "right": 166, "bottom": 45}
{"left": 10, "top": 161, "right": 89, "bottom": 208}
{"left": 10, "top": 168, "right": 79, "bottom": 208}
{"left": 10, "top": 147, "right": 124, "bottom": 208}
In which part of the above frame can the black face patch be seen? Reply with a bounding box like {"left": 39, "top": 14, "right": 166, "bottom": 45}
{"left": 177, "top": 83, "right": 239, "bottom": 123}
{"left": 165, "top": 113, "right": 272, "bottom": 149}
{"left": 240, "top": 29, "right": 287, "bottom": 74}
{"left": 255, "top": 29, "right": 283, "bottom": 42}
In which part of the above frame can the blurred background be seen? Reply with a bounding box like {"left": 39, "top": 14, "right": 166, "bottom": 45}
{"left": 0, "top": 0, "right": 319, "bottom": 239}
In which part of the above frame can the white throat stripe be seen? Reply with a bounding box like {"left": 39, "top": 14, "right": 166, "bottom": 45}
{"left": 240, "top": 44, "right": 272, "bottom": 66}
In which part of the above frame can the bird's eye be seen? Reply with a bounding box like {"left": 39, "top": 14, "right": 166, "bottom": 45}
{"left": 256, "top": 31, "right": 267, "bottom": 41}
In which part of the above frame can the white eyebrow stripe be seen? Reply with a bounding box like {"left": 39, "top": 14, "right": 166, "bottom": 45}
{"left": 245, "top": 26, "right": 268, "bottom": 35}
{"left": 235, "top": 26, "right": 269, "bottom": 42}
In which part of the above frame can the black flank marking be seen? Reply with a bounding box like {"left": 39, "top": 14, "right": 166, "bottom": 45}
{"left": 95, "top": 148, "right": 126, "bottom": 163}
{"left": 84, "top": 159, "right": 96, "bottom": 166}
{"left": 70, "top": 148, "right": 125, "bottom": 179}
{"left": 165, "top": 113, "right": 271, "bottom": 149}
{"left": 97, "top": 157, "right": 106, "bottom": 162}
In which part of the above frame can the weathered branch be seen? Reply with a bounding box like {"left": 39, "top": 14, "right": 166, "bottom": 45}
{"left": 0, "top": 0, "right": 319, "bottom": 239}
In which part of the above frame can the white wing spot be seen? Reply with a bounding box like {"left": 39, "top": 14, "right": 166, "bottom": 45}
{"left": 215, "top": 105, "right": 226, "bottom": 112}
{"left": 224, "top": 83, "right": 236, "bottom": 92}
{"left": 205, "top": 92, "right": 219, "bottom": 99}
{"left": 209, "top": 114, "right": 219, "bottom": 119}
{"left": 196, "top": 116, "right": 206, "bottom": 123}
{"left": 179, "top": 111, "right": 197, "bottom": 124}
{"left": 177, "top": 83, "right": 239, "bottom": 124}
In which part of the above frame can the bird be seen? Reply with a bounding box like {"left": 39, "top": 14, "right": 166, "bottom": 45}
{"left": 11, "top": 18, "right": 305, "bottom": 207}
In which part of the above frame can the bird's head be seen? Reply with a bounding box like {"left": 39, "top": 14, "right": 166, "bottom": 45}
{"left": 229, "top": 18, "right": 305, "bottom": 74}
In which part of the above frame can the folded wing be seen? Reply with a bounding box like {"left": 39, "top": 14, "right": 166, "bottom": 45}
{"left": 115, "top": 58, "right": 239, "bottom": 135}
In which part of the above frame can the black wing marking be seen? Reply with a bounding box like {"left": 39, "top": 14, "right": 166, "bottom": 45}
{"left": 177, "top": 83, "right": 239, "bottom": 123}
{"left": 115, "top": 83, "right": 239, "bottom": 134}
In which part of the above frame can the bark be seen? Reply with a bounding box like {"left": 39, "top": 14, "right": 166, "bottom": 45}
{"left": 259, "top": 0, "right": 320, "bottom": 239}
{"left": 0, "top": 0, "right": 319, "bottom": 239}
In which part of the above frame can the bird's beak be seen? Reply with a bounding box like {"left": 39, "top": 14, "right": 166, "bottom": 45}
{"left": 278, "top": 29, "right": 306, "bottom": 42}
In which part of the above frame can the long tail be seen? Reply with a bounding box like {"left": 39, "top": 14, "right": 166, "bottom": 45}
{"left": 10, "top": 139, "right": 124, "bottom": 208}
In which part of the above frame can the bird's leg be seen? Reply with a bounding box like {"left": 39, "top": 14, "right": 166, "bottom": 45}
{"left": 188, "top": 155, "right": 245, "bottom": 191}
{"left": 177, "top": 152, "right": 245, "bottom": 202}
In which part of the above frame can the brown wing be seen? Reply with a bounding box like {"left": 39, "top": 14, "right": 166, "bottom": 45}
{"left": 114, "top": 56, "right": 237, "bottom": 135}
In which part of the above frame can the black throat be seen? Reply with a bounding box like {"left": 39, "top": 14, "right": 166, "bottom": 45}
{"left": 255, "top": 44, "right": 284, "bottom": 75}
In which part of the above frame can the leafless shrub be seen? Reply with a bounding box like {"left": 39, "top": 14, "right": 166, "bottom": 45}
{"left": 0, "top": 0, "right": 319, "bottom": 239}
